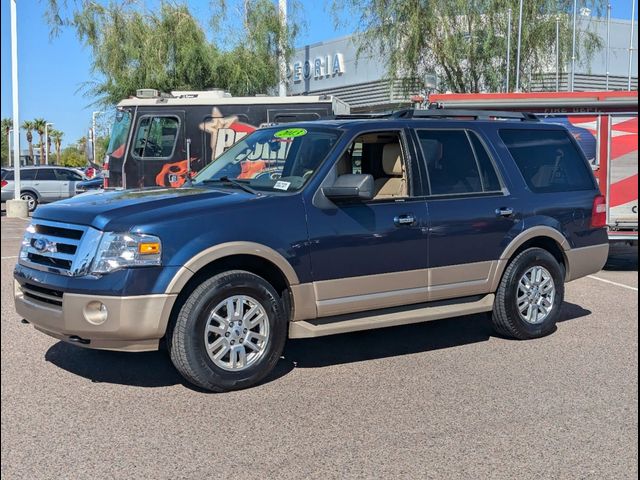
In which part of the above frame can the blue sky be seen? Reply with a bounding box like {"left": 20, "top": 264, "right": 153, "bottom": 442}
{"left": 0, "top": 0, "right": 637, "bottom": 148}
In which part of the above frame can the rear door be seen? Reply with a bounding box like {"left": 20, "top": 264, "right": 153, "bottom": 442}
{"left": 413, "top": 127, "right": 519, "bottom": 302}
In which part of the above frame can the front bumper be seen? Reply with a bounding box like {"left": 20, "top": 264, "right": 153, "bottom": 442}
{"left": 14, "top": 281, "right": 177, "bottom": 352}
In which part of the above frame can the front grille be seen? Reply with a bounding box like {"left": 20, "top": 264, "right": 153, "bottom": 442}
{"left": 21, "top": 283, "right": 63, "bottom": 307}
{"left": 19, "top": 219, "right": 98, "bottom": 276}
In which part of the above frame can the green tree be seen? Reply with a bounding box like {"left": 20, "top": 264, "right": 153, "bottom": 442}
{"left": 45, "top": 1, "right": 300, "bottom": 105}
{"left": 331, "top": 0, "right": 604, "bottom": 93}
{"left": 60, "top": 146, "right": 86, "bottom": 167}
{"left": 33, "top": 118, "right": 47, "bottom": 165}
{"left": 50, "top": 129, "right": 64, "bottom": 165}
{"left": 22, "top": 120, "right": 36, "bottom": 165}
{"left": 1, "top": 118, "right": 12, "bottom": 167}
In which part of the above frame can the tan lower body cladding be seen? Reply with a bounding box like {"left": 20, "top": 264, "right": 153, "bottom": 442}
{"left": 291, "top": 260, "right": 498, "bottom": 320}
{"left": 290, "top": 243, "right": 609, "bottom": 322}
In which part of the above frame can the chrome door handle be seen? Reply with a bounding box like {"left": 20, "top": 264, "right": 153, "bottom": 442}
{"left": 496, "top": 207, "right": 514, "bottom": 217}
{"left": 394, "top": 214, "right": 416, "bottom": 226}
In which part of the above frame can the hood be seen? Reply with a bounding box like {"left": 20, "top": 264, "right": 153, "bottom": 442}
{"left": 33, "top": 186, "right": 259, "bottom": 231}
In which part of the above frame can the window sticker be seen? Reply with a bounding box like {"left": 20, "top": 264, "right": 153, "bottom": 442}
{"left": 273, "top": 180, "right": 291, "bottom": 191}
{"left": 274, "top": 128, "right": 307, "bottom": 139}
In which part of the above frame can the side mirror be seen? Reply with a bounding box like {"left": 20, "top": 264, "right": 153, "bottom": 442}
{"left": 322, "top": 174, "right": 374, "bottom": 201}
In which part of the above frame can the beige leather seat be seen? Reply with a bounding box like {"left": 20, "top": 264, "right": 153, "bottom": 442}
{"left": 374, "top": 143, "right": 406, "bottom": 199}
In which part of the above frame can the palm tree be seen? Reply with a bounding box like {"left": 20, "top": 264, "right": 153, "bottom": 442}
{"left": 50, "top": 129, "right": 64, "bottom": 165}
{"left": 33, "top": 118, "right": 47, "bottom": 165}
{"left": 22, "top": 120, "right": 36, "bottom": 165}
{"left": 1, "top": 118, "right": 13, "bottom": 166}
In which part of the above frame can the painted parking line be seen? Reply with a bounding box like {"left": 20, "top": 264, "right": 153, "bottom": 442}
{"left": 1, "top": 256, "right": 18, "bottom": 260}
{"left": 587, "top": 275, "right": 638, "bottom": 292}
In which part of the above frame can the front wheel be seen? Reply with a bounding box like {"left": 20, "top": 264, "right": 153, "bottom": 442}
{"left": 492, "top": 247, "right": 565, "bottom": 340}
{"left": 169, "top": 270, "right": 288, "bottom": 392}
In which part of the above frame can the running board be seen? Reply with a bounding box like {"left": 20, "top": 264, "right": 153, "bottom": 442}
{"left": 289, "top": 294, "right": 495, "bottom": 338}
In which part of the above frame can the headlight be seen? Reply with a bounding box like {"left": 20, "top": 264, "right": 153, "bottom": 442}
{"left": 91, "top": 232, "right": 162, "bottom": 274}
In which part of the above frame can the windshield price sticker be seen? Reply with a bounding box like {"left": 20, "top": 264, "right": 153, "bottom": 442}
{"left": 273, "top": 181, "right": 291, "bottom": 191}
{"left": 274, "top": 128, "right": 307, "bottom": 139}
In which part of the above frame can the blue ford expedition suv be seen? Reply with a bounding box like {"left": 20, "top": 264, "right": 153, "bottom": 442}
{"left": 14, "top": 109, "right": 609, "bottom": 392}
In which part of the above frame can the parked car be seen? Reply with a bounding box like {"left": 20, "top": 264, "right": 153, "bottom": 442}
{"left": 75, "top": 175, "right": 105, "bottom": 194}
{"left": 14, "top": 110, "right": 609, "bottom": 392}
{"left": 1, "top": 166, "right": 86, "bottom": 211}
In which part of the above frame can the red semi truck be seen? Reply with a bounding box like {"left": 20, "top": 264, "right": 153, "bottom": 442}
{"left": 429, "top": 91, "right": 638, "bottom": 243}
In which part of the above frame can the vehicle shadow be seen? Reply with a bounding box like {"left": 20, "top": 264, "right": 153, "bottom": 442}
{"left": 44, "top": 301, "right": 591, "bottom": 391}
{"left": 603, "top": 243, "right": 638, "bottom": 272}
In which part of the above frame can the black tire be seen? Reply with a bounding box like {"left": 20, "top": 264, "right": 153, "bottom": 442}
{"left": 169, "top": 270, "right": 287, "bottom": 392}
{"left": 492, "top": 247, "right": 565, "bottom": 340}
{"left": 20, "top": 192, "right": 38, "bottom": 212}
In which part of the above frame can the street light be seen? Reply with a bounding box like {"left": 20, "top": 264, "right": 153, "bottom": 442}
{"left": 515, "top": 0, "right": 524, "bottom": 92}
{"left": 8, "top": 0, "right": 27, "bottom": 217}
{"left": 44, "top": 122, "right": 53, "bottom": 165}
{"left": 92, "top": 111, "right": 103, "bottom": 166}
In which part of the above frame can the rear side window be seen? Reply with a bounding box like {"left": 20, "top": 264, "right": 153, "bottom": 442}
{"left": 499, "top": 129, "right": 595, "bottom": 193}
{"left": 19, "top": 169, "right": 37, "bottom": 181}
{"left": 417, "top": 130, "right": 502, "bottom": 195}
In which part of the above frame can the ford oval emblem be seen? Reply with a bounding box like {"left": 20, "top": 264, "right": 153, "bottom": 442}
{"left": 33, "top": 238, "right": 47, "bottom": 252}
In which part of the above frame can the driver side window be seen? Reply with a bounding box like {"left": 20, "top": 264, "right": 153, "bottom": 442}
{"left": 132, "top": 116, "right": 180, "bottom": 159}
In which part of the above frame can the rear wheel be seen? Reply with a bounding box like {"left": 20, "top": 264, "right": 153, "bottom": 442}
{"left": 20, "top": 192, "right": 38, "bottom": 212}
{"left": 492, "top": 247, "right": 565, "bottom": 339}
{"left": 169, "top": 270, "right": 287, "bottom": 392}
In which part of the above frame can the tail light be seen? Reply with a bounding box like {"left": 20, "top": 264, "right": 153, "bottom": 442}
{"left": 591, "top": 195, "right": 607, "bottom": 228}
{"left": 1, "top": 180, "right": 7, "bottom": 188}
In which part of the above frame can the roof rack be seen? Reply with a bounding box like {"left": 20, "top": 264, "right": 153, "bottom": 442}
{"left": 392, "top": 108, "right": 539, "bottom": 121}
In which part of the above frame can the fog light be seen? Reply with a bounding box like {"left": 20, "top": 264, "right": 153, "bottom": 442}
{"left": 83, "top": 301, "right": 108, "bottom": 325}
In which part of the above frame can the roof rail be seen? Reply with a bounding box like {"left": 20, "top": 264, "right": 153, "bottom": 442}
{"left": 333, "top": 112, "right": 396, "bottom": 120}
{"left": 392, "top": 108, "right": 539, "bottom": 121}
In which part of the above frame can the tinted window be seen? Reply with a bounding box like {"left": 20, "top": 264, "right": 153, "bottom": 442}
{"left": 499, "top": 129, "right": 595, "bottom": 193}
{"left": 417, "top": 130, "right": 483, "bottom": 195}
{"left": 21, "top": 170, "right": 37, "bottom": 180}
{"left": 132, "top": 116, "right": 179, "bottom": 159}
{"left": 36, "top": 169, "right": 56, "bottom": 181}
{"left": 469, "top": 132, "right": 502, "bottom": 192}
{"left": 4, "top": 171, "right": 13, "bottom": 180}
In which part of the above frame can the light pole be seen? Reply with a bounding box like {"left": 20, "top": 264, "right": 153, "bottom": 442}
{"left": 515, "top": 0, "right": 524, "bottom": 92}
{"left": 570, "top": 0, "right": 578, "bottom": 91}
{"left": 8, "top": 0, "right": 26, "bottom": 217}
{"left": 44, "top": 122, "right": 53, "bottom": 165}
{"left": 506, "top": 8, "right": 512, "bottom": 92}
{"left": 606, "top": 3, "right": 611, "bottom": 90}
{"left": 92, "top": 111, "right": 102, "bottom": 165}
{"left": 628, "top": 0, "right": 636, "bottom": 91}
{"left": 556, "top": 16, "right": 560, "bottom": 92}
{"left": 278, "top": 0, "right": 287, "bottom": 97}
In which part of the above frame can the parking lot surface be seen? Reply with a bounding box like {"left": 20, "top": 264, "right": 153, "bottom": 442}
{"left": 1, "top": 214, "right": 638, "bottom": 479}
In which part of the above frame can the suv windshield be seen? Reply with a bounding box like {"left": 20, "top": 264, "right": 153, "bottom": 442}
{"left": 193, "top": 126, "right": 341, "bottom": 192}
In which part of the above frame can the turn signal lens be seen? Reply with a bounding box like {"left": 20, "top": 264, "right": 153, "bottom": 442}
{"left": 138, "top": 242, "right": 160, "bottom": 255}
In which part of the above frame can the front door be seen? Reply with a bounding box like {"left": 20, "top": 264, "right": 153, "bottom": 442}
{"left": 123, "top": 110, "right": 185, "bottom": 188}
{"left": 306, "top": 129, "right": 429, "bottom": 317}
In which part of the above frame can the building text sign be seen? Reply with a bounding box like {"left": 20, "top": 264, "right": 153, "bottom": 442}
{"left": 288, "top": 53, "right": 345, "bottom": 83}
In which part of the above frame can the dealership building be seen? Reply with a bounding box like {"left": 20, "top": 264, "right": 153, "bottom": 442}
{"left": 288, "top": 16, "right": 638, "bottom": 111}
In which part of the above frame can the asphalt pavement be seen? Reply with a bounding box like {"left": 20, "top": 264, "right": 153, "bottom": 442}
{"left": 1, "top": 214, "right": 637, "bottom": 479}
